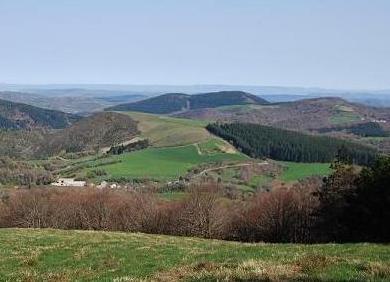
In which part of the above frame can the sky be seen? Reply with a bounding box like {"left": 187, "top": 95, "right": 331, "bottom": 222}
{"left": 0, "top": 0, "right": 389, "bottom": 89}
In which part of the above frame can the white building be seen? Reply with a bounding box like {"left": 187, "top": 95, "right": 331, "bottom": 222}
{"left": 51, "top": 178, "right": 86, "bottom": 187}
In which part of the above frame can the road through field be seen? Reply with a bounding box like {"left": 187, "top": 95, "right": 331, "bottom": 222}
{"left": 194, "top": 161, "right": 269, "bottom": 178}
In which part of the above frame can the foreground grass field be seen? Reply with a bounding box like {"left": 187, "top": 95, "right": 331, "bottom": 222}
{"left": 0, "top": 229, "right": 389, "bottom": 281}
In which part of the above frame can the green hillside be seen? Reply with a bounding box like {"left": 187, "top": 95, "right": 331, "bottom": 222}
{"left": 107, "top": 91, "right": 269, "bottom": 114}
{"left": 123, "top": 111, "right": 211, "bottom": 147}
{"left": 0, "top": 229, "right": 388, "bottom": 281}
{"left": 279, "top": 161, "right": 332, "bottom": 182}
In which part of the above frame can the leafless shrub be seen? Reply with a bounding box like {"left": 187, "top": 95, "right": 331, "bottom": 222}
{"left": 0, "top": 179, "right": 322, "bottom": 243}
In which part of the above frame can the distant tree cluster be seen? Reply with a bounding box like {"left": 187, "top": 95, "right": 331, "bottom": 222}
{"left": 189, "top": 91, "right": 268, "bottom": 109}
{"left": 0, "top": 157, "right": 53, "bottom": 187}
{"left": 317, "top": 122, "right": 388, "bottom": 137}
{"left": 0, "top": 129, "right": 46, "bottom": 159}
{"left": 207, "top": 123, "right": 377, "bottom": 165}
{"left": 0, "top": 116, "right": 17, "bottom": 129}
{"left": 108, "top": 139, "right": 149, "bottom": 155}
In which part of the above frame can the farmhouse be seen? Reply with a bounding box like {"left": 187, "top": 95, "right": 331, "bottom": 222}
{"left": 51, "top": 178, "right": 86, "bottom": 187}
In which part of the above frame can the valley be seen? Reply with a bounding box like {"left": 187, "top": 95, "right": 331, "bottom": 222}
{"left": 0, "top": 91, "right": 387, "bottom": 192}
{"left": 37, "top": 109, "right": 336, "bottom": 194}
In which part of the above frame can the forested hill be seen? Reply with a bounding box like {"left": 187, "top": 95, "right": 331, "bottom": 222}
{"left": 207, "top": 123, "right": 378, "bottom": 165}
{"left": 41, "top": 112, "right": 139, "bottom": 156}
{"left": 106, "top": 91, "right": 269, "bottom": 114}
{"left": 0, "top": 99, "right": 80, "bottom": 129}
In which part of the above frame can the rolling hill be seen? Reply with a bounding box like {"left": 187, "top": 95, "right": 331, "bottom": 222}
{"left": 123, "top": 111, "right": 211, "bottom": 147}
{"left": 0, "top": 98, "right": 80, "bottom": 129}
{"left": 106, "top": 91, "right": 269, "bottom": 114}
{"left": 57, "top": 112, "right": 332, "bottom": 187}
{"left": 0, "top": 112, "right": 139, "bottom": 159}
{"left": 178, "top": 97, "right": 390, "bottom": 131}
{"left": 41, "top": 112, "right": 139, "bottom": 155}
{"left": 177, "top": 97, "right": 390, "bottom": 153}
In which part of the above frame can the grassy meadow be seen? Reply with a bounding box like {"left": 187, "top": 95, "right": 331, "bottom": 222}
{"left": 93, "top": 142, "right": 247, "bottom": 181}
{"left": 279, "top": 161, "right": 332, "bottom": 182}
{"left": 123, "top": 111, "right": 211, "bottom": 147}
{"left": 330, "top": 105, "right": 362, "bottom": 125}
{"left": 0, "top": 229, "right": 389, "bottom": 281}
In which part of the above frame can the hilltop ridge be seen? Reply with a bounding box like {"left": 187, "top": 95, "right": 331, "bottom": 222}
{"left": 106, "top": 91, "right": 269, "bottom": 114}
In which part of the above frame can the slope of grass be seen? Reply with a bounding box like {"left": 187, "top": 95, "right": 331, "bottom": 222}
{"left": 0, "top": 229, "right": 389, "bottom": 281}
{"left": 330, "top": 105, "right": 362, "bottom": 125}
{"left": 123, "top": 111, "right": 211, "bottom": 147}
{"left": 88, "top": 141, "right": 247, "bottom": 181}
{"left": 279, "top": 162, "right": 332, "bottom": 182}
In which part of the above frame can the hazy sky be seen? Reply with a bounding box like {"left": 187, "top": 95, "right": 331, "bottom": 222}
{"left": 1, "top": 0, "right": 389, "bottom": 89}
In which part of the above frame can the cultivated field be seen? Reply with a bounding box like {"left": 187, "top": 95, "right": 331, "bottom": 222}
{"left": 90, "top": 141, "right": 247, "bottom": 181}
{"left": 0, "top": 229, "right": 389, "bottom": 281}
{"left": 330, "top": 105, "right": 362, "bottom": 124}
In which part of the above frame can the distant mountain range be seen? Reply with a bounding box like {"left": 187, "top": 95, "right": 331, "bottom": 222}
{"left": 1, "top": 83, "right": 389, "bottom": 107}
{"left": 0, "top": 99, "right": 80, "bottom": 129}
{"left": 107, "top": 91, "right": 269, "bottom": 114}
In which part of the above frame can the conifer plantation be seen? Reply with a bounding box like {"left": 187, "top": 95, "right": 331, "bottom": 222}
{"left": 207, "top": 123, "right": 378, "bottom": 165}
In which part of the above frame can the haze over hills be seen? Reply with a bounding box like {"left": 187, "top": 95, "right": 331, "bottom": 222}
{"left": 0, "top": 98, "right": 80, "bottom": 129}
{"left": 107, "top": 91, "right": 269, "bottom": 114}
{"left": 0, "top": 91, "right": 147, "bottom": 114}
{"left": 1, "top": 83, "right": 390, "bottom": 107}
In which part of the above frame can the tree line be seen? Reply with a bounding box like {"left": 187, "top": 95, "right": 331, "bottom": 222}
{"left": 207, "top": 123, "right": 377, "bottom": 165}
{"left": 108, "top": 139, "right": 149, "bottom": 155}
{"left": 316, "top": 122, "right": 388, "bottom": 137}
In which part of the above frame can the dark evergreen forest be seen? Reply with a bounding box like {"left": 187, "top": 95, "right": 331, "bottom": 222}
{"left": 207, "top": 123, "right": 377, "bottom": 165}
